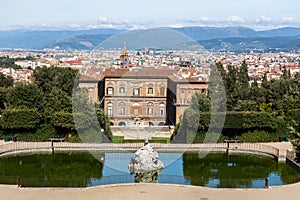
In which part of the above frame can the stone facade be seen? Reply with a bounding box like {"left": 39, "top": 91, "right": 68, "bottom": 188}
{"left": 102, "top": 77, "right": 168, "bottom": 126}
{"left": 78, "top": 76, "right": 99, "bottom": 103}
{"left": 174, "top": 82, "right": 208, "bottom": 123}
{"left": 97, "top": 67, "right": 208, "bottom": 127}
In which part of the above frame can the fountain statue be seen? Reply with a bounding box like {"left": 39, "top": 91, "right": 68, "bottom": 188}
{"left": 128, "top": 143, "right": 164, "bottom": 183}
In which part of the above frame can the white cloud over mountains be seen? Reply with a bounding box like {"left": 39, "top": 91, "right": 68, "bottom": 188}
{"left": 1, "top": 15, "right": 299, "bottom": 31}
{"left": 181, "top": 15, "right": 298, "bottom": 30}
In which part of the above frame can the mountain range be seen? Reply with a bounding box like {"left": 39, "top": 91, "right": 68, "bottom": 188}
{"left": 1, "top": 26, "right": 300, "bottom": 52}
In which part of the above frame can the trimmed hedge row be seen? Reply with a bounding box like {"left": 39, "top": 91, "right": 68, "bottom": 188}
{"left": 198, "top": 111, "right": 275, "bottom": 130}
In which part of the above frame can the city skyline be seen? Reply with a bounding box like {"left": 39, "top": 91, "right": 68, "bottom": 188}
{"left": 1, "top": 0, "right": 300, "bottom": 30}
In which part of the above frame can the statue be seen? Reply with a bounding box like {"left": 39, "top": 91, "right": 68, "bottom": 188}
{"left": 128, "top": 143, "right": 164, "bottom": 183}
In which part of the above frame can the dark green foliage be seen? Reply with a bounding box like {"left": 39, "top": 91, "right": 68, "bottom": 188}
{"left": 195, "top": 112, "right": 275, "bottom": 131}
{"left": 242, "top": 112, "right": 275, "bottom": 129}
{"left": 6, "top": 83, "right": 44, "bottom": 111}
{"left": 0, "top": 73, "right": 14, "bottom": 110}
{"left": 222, "top": 112, "right": 243, "bottom": 129}
{"left": 0, "top": 73, "right": 14, "bottom": 87}
{"left": 0, "top": 57, "right": 21, "bottom": 69}
{"left": 175, "top": 63, "right": 300, "bottom": 144}
{"left": 50, "top": 111, "right": 75, "bottom": 130}
{"left": 33, "top": 66, "right": 78, "bottom": 96}
{"left": 44, "top": 87, "right": 72, "bottom": 114}
{"left": 0, "top": 108, "right": 40, "bottom": 130}
{"left": 34, "top": 123, "right": 58, "bottom": 141}
{"left": 0, "top": 66, "right": 111, "bottom": 142}
{"left": 238, "top": 130, "right": 279, "bottom": 143}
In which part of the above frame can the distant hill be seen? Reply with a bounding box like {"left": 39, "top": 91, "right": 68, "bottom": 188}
{"left": 197, "top": 36, "right": 300, "bottom": 52}
{"left": 257, "top": 27, "right": 300, "bottom": 37}
{"left": 0, "top": 29, "right": 123, "bottom": 49}
{"left": 172, "top": 26, "right": 258, "bottom": 40}
{"left": 1, "top": 26, "right": 300, "bottom": 51}
{"left": 46, "top": 34, "right": 112, "bottom": 50}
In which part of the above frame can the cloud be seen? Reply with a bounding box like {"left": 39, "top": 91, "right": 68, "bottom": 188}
{"left": 256, "top": 15, "right": 272, "bottom": 23}
{"left": 226, "top": 16, "right": 245, "bottom": 23}
{"left": 1, "top": 15, "right": 299, "bottom": 31}
{"left": 180, "top": 15, "right": 300, "bottom": 30}
{"left": 182, "top": 16, "right": 246, "bottom": 26}
{"left": 281, "top": 17, "right": 294, "bottom": 22}
{"left": 98, "top": 16, "right": 109, "bottom": 23}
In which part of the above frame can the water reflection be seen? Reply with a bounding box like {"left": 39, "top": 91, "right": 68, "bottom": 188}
{"left": 0, "top": 151, "right": 299, "bottom": 188}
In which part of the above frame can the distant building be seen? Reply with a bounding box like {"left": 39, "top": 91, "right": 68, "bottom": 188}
{"left": 97, "top": 67, "right": 208, "bottom": 127}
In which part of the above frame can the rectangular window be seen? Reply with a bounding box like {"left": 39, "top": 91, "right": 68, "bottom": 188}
{"left": 180, "top": 98, "right": 185, "bottom": 104}
{"left": 148, "top": 107, "right": 153, "bottom": 115}
{"left": 134, "top": 88, "right": 140, "bottom": 96}
{"left": 160, "top": 107, "right": 164, "bottom": 116}
{"left": 119, "top": 87, "right": 125, "bottom": 94}
{"left": 108, "top": 107, "right": 113, "bottom": 116}
{"left": 121, "top": 107, "right": 125, "bottom": 115}
{"left": 148, "top": 88, "right": 153, "bottom": 94}
{"left": 107, "top": 88, "right": 114, "bottom": 95}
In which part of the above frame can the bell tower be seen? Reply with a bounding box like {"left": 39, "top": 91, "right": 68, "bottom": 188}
{"left": 120, "top": 42, "right": 129, "bottom": 66}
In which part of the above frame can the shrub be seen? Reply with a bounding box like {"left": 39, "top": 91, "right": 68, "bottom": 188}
{"left": 35, "top": 123, "right": 58, "bottom": 141}
{"left": 238, "top": 130, "right": 279, "bottom": 143}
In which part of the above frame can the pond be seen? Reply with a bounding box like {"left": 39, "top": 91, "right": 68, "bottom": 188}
{"left": 0, "top": 151, "right": 299, "bottom": 188}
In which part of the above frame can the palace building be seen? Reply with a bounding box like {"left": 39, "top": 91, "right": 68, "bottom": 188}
{"left": 97, "top": 67, "right": 208, "bottom": 127}
{"left": 78, "top": 45, "right": 208, "bottom": 141}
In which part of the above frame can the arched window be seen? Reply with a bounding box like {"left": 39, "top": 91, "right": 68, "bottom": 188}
{"left": 107, "top": 103, "right": 113, "bottom": 116}
{"left": 107, "top": 87, "right": 114, "bottom": 95}
{"left": 119, "top": 87, "right": 125, "bottom": 94}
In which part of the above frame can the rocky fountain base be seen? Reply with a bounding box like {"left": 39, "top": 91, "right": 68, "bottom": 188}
{"left": 128, "top": 144, "right": 164, "bottom": 183}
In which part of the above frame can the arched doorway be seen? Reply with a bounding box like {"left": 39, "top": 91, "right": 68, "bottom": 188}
{"left": 158, "top": 122, "right": 165, "bottom": 126}
{"left": 118, "top": 122, "right": 126, "bottom": 126}
{"left": 149, "top": 122, "right": 154, "bottom": 126}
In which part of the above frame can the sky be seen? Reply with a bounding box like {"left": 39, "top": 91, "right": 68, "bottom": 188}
{"left": 1, "top": 0, "right": 299, "bottom": 30}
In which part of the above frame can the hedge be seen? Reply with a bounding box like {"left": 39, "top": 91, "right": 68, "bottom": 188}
{"left": 0, "top": 108, "right": 40, "bottom": 130}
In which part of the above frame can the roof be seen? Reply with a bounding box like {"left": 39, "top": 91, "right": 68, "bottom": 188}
{"left": 99, "top": 67, "right": 207, "bottom": 83}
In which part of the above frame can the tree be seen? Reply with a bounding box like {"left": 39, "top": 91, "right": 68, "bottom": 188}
{"left": 224, "top": 65, "right": 239, "bottom": 110}
{"left": 0, "top": 108, "right": 41, "bottom": 131}
{"left": 237, "top": 60, "right": 250, "bottom": 100}
{"left": 43, "top": 87, "right": 72, "bottom": 117}
{"left": 6, "top": 83, "right": 44, "bottom": 111}
{"left": 289, "top": 121, "right": 300, "bottom": 160}
{"left": 190, "top": 93, "right": 211, "bottom": 112}
{"left": 0, "top": 73, "right": 13, "bottom": 109}
{"left": 33, "top": 66, "right": 78, "bottom": 96}
{"left": 72, "top": 88, "right": 112, "bottom": 142}
{"left": 0, "top": 73, "right": 13, "bottom": 88}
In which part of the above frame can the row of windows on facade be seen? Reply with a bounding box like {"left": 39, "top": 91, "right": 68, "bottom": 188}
{"left": 107, "top": 103, "right": 165, "bottom": 116}
{"left": 106, "top": 87, "right": 164, "bottom": 96}
{"left": 116, "top": 121, "right": 165, "bottom": 126}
